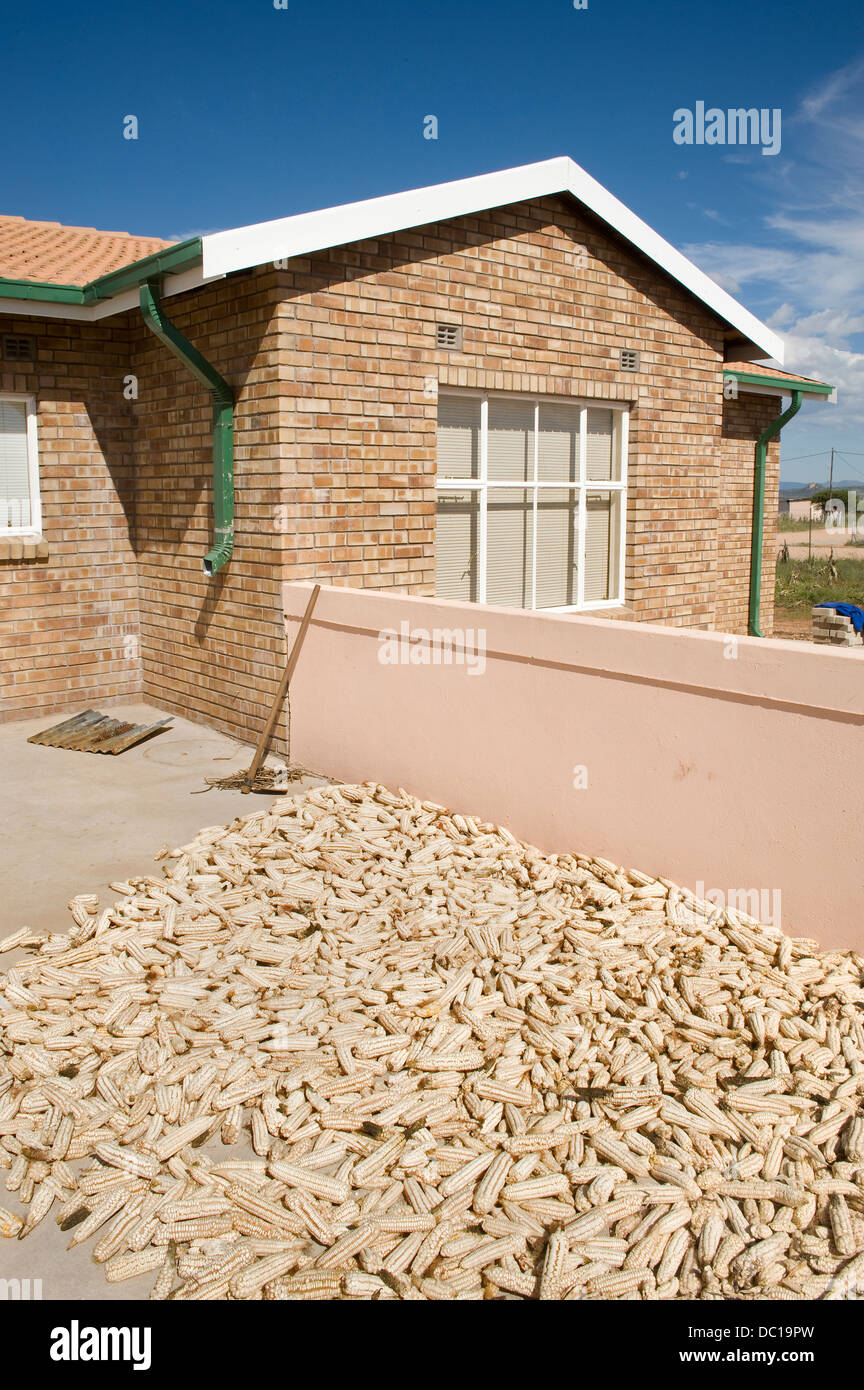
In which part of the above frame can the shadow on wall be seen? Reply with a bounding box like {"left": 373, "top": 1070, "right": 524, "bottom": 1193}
{"left": 281, "top": 193, "right": 723, "bottom": 364}
{"left": 194, "top": 566, "right": 228, "bottom": 645}
{"left": 125, "top": 297, "right": 272, "bottom": 654}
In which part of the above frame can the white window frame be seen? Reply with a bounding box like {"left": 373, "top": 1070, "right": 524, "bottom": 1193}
{"left": 0, "top": 393, "right": 41, "bottom": 538}
{"left": 435, "top": 388, "right": 628, "bottom": 612}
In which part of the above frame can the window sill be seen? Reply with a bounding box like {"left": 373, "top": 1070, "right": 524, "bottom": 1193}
{"left": 541, "top": 602, "right": 627, "bottom": 614}
{"left": 0, "top": 535, "right": 48, "bottom": 564}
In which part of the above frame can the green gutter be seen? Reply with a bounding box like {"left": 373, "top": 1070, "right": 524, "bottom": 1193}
{"left": 0, "top": 237, "right": 202, "bottom": 306}
{"left": 139, "top": 280, "right": 234, "bottom": 576}
{"left": 724, "top": 368, "right": 833, "bottom": 398}
{"left": 748, "top": 390, "right": 803, "bottom": 637}
{"left": 87, "top": 239, "right": 202, "bottom": 301}
{"left": 723, "top": 367, "right": 834, "bottom": 637}
{"left": 0, "top": 278, "right": 86, "bottom": 304}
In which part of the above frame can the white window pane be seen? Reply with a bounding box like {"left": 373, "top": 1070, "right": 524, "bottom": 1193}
{"left": 486, "top": 487, "right": 533, "bottom": 607}
{"left": 0, "top": 400, "right": 31, "bottom": 530}
{"left": 437, "top": 395, "right": 480, "bottom": 479}
{"left": 535, "top": 487, "right": 578, "bottom": 608}
{"left": 584, "top": 491, "right": 622, "bottom": 601}
{"left": 435, "top": 490, "right": 478, "bottom": 601}
{"left": 587, "top": 407, "right": 618, "bottom": 481}
{"left": 538, "top": 403, "right": 580, "bottom": 482}
{"left": 488, "top": 399, "right": 534, "bottom": 481}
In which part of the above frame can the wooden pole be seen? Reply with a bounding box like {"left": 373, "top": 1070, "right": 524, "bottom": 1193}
{"left": 242, "top": 584, "right": 320, "bottom": 792}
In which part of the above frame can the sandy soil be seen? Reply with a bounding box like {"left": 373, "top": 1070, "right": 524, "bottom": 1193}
{"left": 771, "top": 611, "right": 816, "bottom": 643}
{"left": 776, "top": 529, "right": 864, "bottom": 561}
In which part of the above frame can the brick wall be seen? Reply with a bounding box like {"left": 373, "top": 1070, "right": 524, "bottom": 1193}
{"left": 273, "top": 194, "right": 728, "bottom": 631}
{"left": 1, "top": 193, "right": 780, "bottom": 739}
{"left": 129, "top": 270, "right": 292, "bottom": 749}
{"left": 0, "top": 316, "right": 140, "bottom": 721}
{"left": 717, "top": 392, "right": 782, "bottom": 636}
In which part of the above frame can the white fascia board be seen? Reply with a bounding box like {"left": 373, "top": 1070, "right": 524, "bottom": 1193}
{"left": 729, "top": 381, "right": 787, "bottom": 398}
{"left": 0, "top": 267, "right": 221, "bottom": 322}
{"left": 732, "top": 380, "right": 834, "bottom": 402}
{"left": 0, "top": 296, "right": 92, "bottom": 321}
{"left": 88, "top": 266, "right": 223, "bottom": 320}
{"left": 556, "top": 159, "right": 785, "bottom": 365}
{"left": 201, "top": 155, "right": 784, "bottom": 364}
{"left": 202, "top": 157, "right": 572, "bottom": 278}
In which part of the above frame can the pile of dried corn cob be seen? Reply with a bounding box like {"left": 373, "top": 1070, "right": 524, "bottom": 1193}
{"left": 2, "top": 782, "right": 864, "bottom": 1301}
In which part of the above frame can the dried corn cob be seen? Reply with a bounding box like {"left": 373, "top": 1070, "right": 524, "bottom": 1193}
{"left": 2, "top": 779, "right": 863, "bottom": 1304}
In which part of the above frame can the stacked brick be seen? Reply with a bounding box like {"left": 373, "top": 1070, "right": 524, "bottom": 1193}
{"left": 811, "top": 606, "right": 864, "bottom": 648}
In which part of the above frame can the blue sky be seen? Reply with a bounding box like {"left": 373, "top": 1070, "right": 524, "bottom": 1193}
{"left": 4, "top": 0, "right": 863, "bottom": 482}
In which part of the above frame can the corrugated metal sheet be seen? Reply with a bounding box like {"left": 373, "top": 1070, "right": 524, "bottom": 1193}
{"left": 27, "top": 709, "right": 172, "bottom": 755}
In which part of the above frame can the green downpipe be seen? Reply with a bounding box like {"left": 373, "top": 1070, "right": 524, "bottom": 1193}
{"left": 748, "top": 388, "right": 803, "bottom": 636}
{"left": 139, "top": 280, "right": 234, "bottom": 575}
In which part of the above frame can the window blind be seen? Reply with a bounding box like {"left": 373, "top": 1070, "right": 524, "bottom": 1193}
{"left": 435, "top": 392, "right": 625, "bottom": 613}
{"left": 435, "top": 490, "right": 478, "bottom": 601}
{"left": 586, "top": 408, "right": 615, "bottom": 481}
{"left": 487, "top": 399, "right": 534, "bottom": 481}
{"left": 486, "top": 487, "right": 533, "bottom": 607}
{"left": 538, "top": 403, "right": 580, "bottom": 482}
{"left": 437, "top": 395, "right": 480, "bottom": 479}
{"left": 0, "top": 400, "right": 31, "bottom": 530}
{"left": 535, "top": 488, "right": 578, "bottom": 607}
{"left": 584, "top": 492, "right": 621, "bottom": 601}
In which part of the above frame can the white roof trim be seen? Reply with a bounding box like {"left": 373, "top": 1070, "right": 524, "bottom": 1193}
{"left": 0, "top": 266, "right": 223, "bottom": 322}
{"left": 730, "top": 380, "right": 836, "bottom": 403}
{"left": 201, "top": 156, "right": 784, "bottom": 363}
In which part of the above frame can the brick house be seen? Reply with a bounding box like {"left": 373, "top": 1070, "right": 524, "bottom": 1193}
{"left": 0, "top": 157, "right": 832, "bottom": 746}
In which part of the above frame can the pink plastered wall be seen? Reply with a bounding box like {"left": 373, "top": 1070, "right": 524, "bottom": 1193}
{"left": 283, "top": 582, "right": 864, "bottom": 951}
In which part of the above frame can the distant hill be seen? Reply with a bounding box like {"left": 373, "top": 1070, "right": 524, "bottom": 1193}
{"left": 780, "top": 479, "right": 862, "bottom": 500}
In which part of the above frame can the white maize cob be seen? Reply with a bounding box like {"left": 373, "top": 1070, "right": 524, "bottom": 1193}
{"left": 267, "top": 1160, "right": 349, "bottom": 1204}
{"left": 94, "top": 1143, "right": 160, "bottom": 1180}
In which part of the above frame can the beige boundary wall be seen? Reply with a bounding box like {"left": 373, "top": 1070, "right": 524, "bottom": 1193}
{"left": 283, "top": 582, "right": 864, "bottom": 952}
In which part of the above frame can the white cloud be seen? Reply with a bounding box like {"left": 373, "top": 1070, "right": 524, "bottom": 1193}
{"left": 798, "top": 56, "right": 864, "bottom": 125}
{"left": 684, "top": 232, "right": 864, "bottom": 312}
{"left": 680, "top": 55, "right": 864, "bottom": 439}
{"left": 774, "top": 307, "right": 864, "bottom": 345}
{"left": 781, "top": 332, "right": 864, "bottom": 426}
{"left": 167, "top": 226, "right": 224, "bottom": 241}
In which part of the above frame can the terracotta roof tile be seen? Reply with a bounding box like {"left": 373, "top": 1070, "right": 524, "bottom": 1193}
{"left": 724, "top": 361, "right": 830, "bottom": 389}
{"left": 0, "top": 215, "right": 176, "bottom": 287}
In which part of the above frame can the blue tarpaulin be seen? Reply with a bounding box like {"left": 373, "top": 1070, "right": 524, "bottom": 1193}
{"left": 815, "top": 602, "right": 864, "bottom": 634}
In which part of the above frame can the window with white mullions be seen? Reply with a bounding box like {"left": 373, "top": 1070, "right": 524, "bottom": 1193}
{"left": 0, "top": 396, "right": 41, "bottom": 536}
{"left": 435, "top": 391, "right": 626, "bottom": 612}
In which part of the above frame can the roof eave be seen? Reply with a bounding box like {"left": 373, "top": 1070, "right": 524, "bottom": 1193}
{"left": 0, "top": 278, "right": 86, "bottom": 304}
{"left": 199, "top": 155, "right": 784, "bottom": 363}
{"left": 0, "top": 237, "right": 203, "bottom": 310}
{"left": 723, "top": 367, "right": 835, "bottom": 398}
{"left": 0, "top": 159, "right": 786, "bottom": 362}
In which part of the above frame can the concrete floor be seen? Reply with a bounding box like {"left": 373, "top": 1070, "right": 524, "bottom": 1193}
{"left": 0, "top": 701, "right": 325, "bottom": 937}
{"left": 0, "top": 701, "right": 324, "bottom": 1300}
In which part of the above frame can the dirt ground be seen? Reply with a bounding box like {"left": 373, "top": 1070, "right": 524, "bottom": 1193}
{"left": 771, "top": 611, "right": 816, "bottom": 643}
{"left": 776, "top": 529, "right": 864, "bottom": 561}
